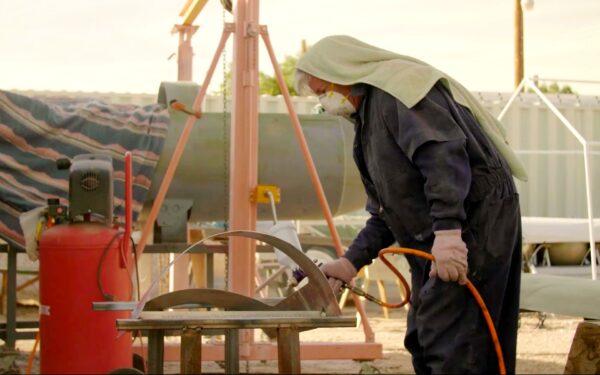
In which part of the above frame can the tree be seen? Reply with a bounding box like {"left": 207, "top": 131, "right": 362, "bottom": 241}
{"left": 530, "top": 82, "right": 576, "bottom": 94}
{"left": 217, "top": 54, "right": 299, "bottom": 96}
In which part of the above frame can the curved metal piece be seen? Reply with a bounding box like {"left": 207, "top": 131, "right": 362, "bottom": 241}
{"left": 218, "top": 231, "right": 341, "bottom": 316}
{"left": 143, "top": 288, "right": 310, "bottom": 339}
{"left": 143, "top": 288, "right": 296, "bottom": 338}
{"left": 134, "top": 230, "right": 340, "bottom": 319}
{"left": 144, "top": 288, "right": 275, "bottom": 311}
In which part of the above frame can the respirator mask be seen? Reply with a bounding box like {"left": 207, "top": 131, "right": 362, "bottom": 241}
{"left": 318, "top": 84, "right": 356, "bottom": 116}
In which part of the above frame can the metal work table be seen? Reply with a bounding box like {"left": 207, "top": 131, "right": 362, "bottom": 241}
{"left": 0, "top": 241, "right": 271, "bottom": 348}
{"left": 117, "top": 311, "right": 356, "bottom": 374}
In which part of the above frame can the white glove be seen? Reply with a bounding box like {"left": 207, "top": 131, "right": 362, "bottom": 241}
{"left": 320, "top": 257, "right": 357, "bottom": 294}
{"left": 429, "top": 229, "right": 468, "bottom": 285}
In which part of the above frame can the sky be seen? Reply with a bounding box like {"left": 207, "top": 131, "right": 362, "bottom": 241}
{"left": 1, "top": 0, "right": 599, "bottom": 95}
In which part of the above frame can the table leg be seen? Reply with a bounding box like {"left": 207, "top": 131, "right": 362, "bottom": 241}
{"left": 206, "top": 253, "right": 214, "bottom": 289}
{"left": 225, "top": 329, "right": 240, "bottom": 374}
{"left": 181, "top": 326, "right": 202, "bottom": 374}
{"left": 6, "top": 246, "right": 16, "bottom": 349}
{"left": 277, "top": 327, "right": 300, "bottom": 374}
{"left": 0, "top": 270, "right": 7, "bottom": 315}
{"left": 148, "top": 330, "right": 165, "bottom": 374}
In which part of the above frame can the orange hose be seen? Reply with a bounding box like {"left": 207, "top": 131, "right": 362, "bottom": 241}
{"left": 378, "top": 247, "right": 506, "bottom": 375}
{"left": 26, "top": 331, "right": 40, "bottom": 374}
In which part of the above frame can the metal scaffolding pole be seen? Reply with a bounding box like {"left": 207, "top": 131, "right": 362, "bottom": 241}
{"left": 499, "top": 78, "right": 597, "bottom": 279}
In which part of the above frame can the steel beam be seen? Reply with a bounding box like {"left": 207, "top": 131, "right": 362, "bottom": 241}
{"left": 180, "top": 0, "right": 210, "bottom": 26}
{"left": 228, "top": 0, "right": 260, "bottom": 346}
{"left": 133, "top": 341, "right": 384, "bottom": 362}
{"left": 173, "top": 24, "right": 199, "bottom": 81}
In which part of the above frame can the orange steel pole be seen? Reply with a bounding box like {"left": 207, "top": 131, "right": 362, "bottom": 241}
{"left": 228, "top": 0, "right": 259, "bottom": 305}
{"left": 174, "top": 24, "right": 198, "bottom": 81}
{"left": 172, "top": 23, "right": 198, "bottom": 291}
{"left": 260, "top": 28, "right": 376, "bottom": 342}
{"left": 228, "top": 0, "right": 260, "bottom": 347}
{"left": 136, "top": 28, "right": 232, "bottom": 256}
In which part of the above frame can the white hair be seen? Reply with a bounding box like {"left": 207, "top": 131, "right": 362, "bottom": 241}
{"left": 294, "top": 69, "right": 314, "bottom": 96}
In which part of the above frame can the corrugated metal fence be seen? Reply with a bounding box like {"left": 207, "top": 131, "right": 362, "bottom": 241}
{"left": 481, "top": 92, "right": 600, "bottom": 218}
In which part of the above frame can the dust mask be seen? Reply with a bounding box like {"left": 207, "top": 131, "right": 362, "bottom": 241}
{"left": 318, "top": 86, "right": 356, "bottom": 116}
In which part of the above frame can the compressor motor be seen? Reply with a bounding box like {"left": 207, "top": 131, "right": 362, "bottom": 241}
{"left": 56, "top": 154, "right": 114, "bottom": 224}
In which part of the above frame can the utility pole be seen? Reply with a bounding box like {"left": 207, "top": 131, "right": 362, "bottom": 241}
{"left": 514, "top": 0, "right": 524, "bottom": 88}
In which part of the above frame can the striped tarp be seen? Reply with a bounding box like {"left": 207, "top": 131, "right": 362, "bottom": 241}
{"left": 0, "top": 90, "right": 169, "bottom": 248}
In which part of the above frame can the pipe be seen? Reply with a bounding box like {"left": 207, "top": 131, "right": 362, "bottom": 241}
{"left": 583, "top": 143, "right": 597, "bottom": 279}
{"left": 124, "top": 151, "right": 132, "bottom": 254}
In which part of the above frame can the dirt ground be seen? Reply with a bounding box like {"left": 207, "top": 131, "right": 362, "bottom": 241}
{"left": 12, "top": 305, "right": 578, "bottom": 374}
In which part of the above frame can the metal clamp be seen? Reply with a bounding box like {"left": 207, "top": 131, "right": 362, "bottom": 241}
{"left": 169, "top": 99, "right": 202, "bottom": 119}
{"left": 251, "top": 184, "right": 280, "bottom": 204}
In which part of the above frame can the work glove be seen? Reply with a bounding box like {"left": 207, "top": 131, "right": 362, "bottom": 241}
{"left": 320, "top": 257, "right": 357, "bottom": 294}
{"left": 429, "top": 229, "right": 469, "bottom": 285}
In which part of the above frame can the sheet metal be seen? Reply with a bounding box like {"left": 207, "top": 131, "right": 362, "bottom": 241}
{"left": 520, "top": 273, "right": 600, "bottom": 319}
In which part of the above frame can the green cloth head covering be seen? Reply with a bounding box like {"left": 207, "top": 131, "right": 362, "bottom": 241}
{"left": 296, "top": 35, "right": 527, "bottom": 181}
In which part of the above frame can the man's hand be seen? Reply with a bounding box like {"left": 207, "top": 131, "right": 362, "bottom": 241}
{"left": 320, "top": 257, "right": 358, "bottom": 294}
{"left": 429, "top": 229, "right": 468, "bottom": 285}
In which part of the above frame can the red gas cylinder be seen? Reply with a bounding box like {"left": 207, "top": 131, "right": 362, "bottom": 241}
{"left": 39, "top": 223, "right": 132, "bottom": 374}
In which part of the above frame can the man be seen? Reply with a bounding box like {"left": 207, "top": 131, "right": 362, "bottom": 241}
{"left": 295, "top": 36, "right": 525, "bottom": 374}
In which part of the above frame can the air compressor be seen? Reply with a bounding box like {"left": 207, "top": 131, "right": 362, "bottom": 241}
{"left": 38, "top": 153, "right": 134, "bottom": 374}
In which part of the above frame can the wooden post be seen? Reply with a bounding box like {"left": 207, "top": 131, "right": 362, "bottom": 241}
{"left": 181, "top": 327, "right": 203, "bottom": 374}
{"left": 225, "top": 329, "right": 240, "bottom": 374}
{"left": 189, "top": 228, "right": 207, "bottom": 288}
{"left": 514, "top": 0, "right": 524, "bottom": 88}
{"left": 147, "top": 330, "right": 165, "bottom": 375}
{"left": 564, "top": 321, "right": 600, "bottom": 374}
{"left": 277, "top": 328, "right": 301, "bottom": 374}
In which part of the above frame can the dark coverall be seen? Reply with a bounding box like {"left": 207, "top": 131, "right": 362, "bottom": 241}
{"left": 344, "top": 82, "right": 522, "bottom": 374}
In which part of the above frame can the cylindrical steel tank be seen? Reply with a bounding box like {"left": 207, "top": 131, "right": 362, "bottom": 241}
{"left": 39, "top": 223, "right": 132, "bottom": 374}
{"left": 547, "top": 242, "right": 588, "bottom": 265}
{"left": 145, "top": 82, "right": 366, "bottom": 221}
